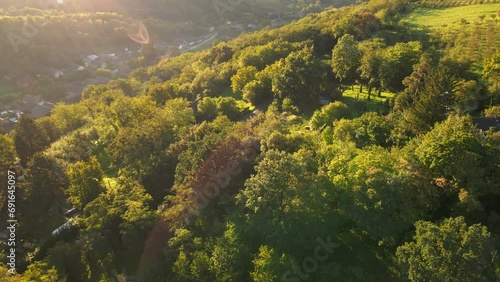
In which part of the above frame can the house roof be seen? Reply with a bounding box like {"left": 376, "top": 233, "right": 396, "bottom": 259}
{"left": 0, "top": 119, "right": 16, "bottom": 133}
{"left": 66, "top": 92, "right": 82, "bottom": 103}
{"left": 29, "top": 104, "right": 52, "bottom": 118}
{"left": 472, "top": 117, "right": 500, "bottom": 132}
{"left": 20, "top": 102, "right": 37, "bottom": 113}
{"left": 52, "top": 221, "right": 71, "bottom": 237}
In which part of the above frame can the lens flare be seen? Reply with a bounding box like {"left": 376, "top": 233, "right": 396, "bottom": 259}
{"left": 127, "top": 21, "right": 149, "bottom": 45}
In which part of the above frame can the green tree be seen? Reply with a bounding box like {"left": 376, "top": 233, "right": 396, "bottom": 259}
{"left": 21, "top": 261, "right": 60, "bottom": 282}
{"left": 328, "top": 147, "right": 436, "bottom": 244}
{"left": 396, "top": 217, "right": 494, "bottom": 282}
{"left": 401, "top": 53, "right": 437, "bottom": 98}
{"left": 237, "top": 149, "right": 336, "bottom": 251}
{"left": 81, "top": 84, "right": 109, "bottom": 100}
{"left": 237, "top": 40, "right": 296, "bottom": 70}
{"left": 310, "top": 101, "right": 350, "bottom": 129}
{"left": 358, "top": 39, "right": 386, "bottom": 97}
{"left": 202, "top": 42, "right": 233, "bottom": 65}
{"left": 147, "top": 82, "right": 179, "bottom": 106}
{"left": 231, "top": 66, "right": 258, "bottom": 95}
{"left": 0, "top": 263, "right": 21, "bottom": 281}
{"left": 27, "top": 153, "right": 67, "bottom": 211}
{"left": 47, "top": 242, "right": 86, "bottom": 282}
{"left": 108, "top": 78, "right": 140, "bottom": 97}
{"left": 107, "top": 95, "right": 157, "bottom": 128}
{"left": 242, "top": 79, "right": 268, "bottom": 105}
{"left": 402, "top": 65, "right": 457, "bottom": 134}
{"left": 13, "top": 115, "right": 49, "bottom": 167}
{"left": 50, "top": 103, "right": 88, "bottom": 135}
{"left": 168, "top": 229, "right": 214, "bottom": 282}
{"left": 251, "top": 246, "right": 292, "bottom": 282}
{"left": 190, "top": 67, "right": 226, "bottom": 97}
{"left": 333, "top": 112, "right": 391, "bottom": 148}
{"left": 197, "top": 97, "right": 218, "bottom": 121}
{"left": 411, "top": 115, "right": 493, "bottom": 213}
{"left": 483, "top": 52, "right": 500, "bottom": 103}
{"left": 454, "top": 79, "right": 479, "bottom": 112}
{"left": 379, "top": 41, "right": 422, "bottom": 92}
{"left": 210, "top": 222, "right": 251, "bottom": 282}
{"left": 67, "top": 157, "right": 105, "bottom": 209}
{"left": 81, "top": 177, "right": 157, "bottom": 280}
{"left": 111, "top": 99, "right": 194, "bottom": 201}
{"left": 484, "top": 105, "right": 500, "bottom": 117}
{"left": 271, "top": 48, "right": 327, "bottom": 106}
{"left": 216, "top": 97, "right": 242, "bottom": 121}
{"left": 331, "top": 34, "right": 361, "bottom": 83}
{"left": 16, "top": 153, "right": 66, "bottom": 241}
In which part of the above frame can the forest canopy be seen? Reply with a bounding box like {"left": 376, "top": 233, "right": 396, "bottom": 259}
{"left": 1, "top": 0, "right": 500, "bottom": 281}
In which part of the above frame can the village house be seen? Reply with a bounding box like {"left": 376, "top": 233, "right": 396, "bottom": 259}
{"left": 19, "top": 94, "right": 53, "bottom": 119}
{"left": 29, "top": 104, "right": 52, "bottom": 119}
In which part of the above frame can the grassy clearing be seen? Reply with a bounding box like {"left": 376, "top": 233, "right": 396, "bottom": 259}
{"left": 341, "top": 85, "right": 395, "bottom": 115}
{"left": 403, "top": 4, "right": 500, "bottom": 27}
{"left": 419, "top": 0, "right": 500, "bottom": 8}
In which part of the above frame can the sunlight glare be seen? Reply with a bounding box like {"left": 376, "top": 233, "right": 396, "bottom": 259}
{"left": 127, "top": 22, "right": 150, "bottom": 45}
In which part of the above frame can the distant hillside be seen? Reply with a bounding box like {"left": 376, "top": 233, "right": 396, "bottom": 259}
{"left": 0, "top": 0, "right": 360, "bottom": 23}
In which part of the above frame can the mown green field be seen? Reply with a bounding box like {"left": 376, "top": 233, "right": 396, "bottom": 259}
{"left": 402, "top": 4, "right": 500, "bottom": 72}
{"left": 418, "top": 0, "right": 500, "bottom": 8}
{"left": 342, "top": 85, "right": 395, "bottom": 114}
{"left": 404, "top": 4, "right": 500, "bottom": 27}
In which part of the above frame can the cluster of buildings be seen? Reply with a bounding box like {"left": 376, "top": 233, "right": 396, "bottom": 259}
{"left": 0, "top": 94, "right": 54, "bottom": 132}
{"left": 0, "top": 48, "right": 140, "bottom": 133}
{"left": 0, "top": 89, "right": 72, "bottom": 132}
